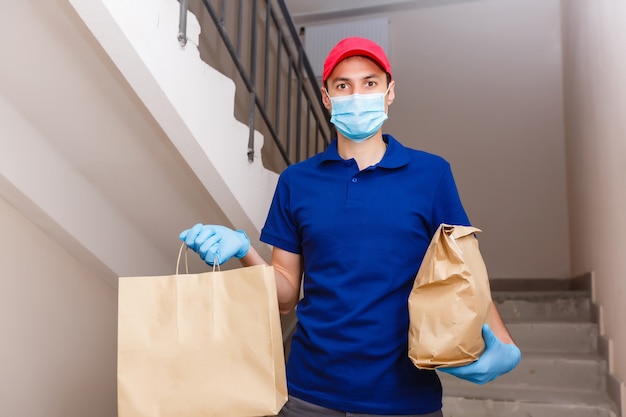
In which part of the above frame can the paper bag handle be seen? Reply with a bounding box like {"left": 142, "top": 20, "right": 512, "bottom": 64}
{"left": 442, "top": 224, "right": 483, "bottom": 255}
{"left": 176, "top": 243, "right": 189, "bottom": 275}
{"left": 176, "top": 243, "right": 220, "bottom": 275}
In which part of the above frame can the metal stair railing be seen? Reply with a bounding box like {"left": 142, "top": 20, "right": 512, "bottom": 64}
{"left": 179, "top": 0, "right": 333, "bottom": 170}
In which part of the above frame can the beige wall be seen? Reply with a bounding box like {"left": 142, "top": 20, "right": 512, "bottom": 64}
{"left": 294, "top": 0, "right": 570, "bottom": 279}
{"left": 2, "top": 0, "right": 622, "bottom": 415}
{"left": 561, "top": 0, "right": 626, "bottom": 387}
{"left": 389, "top": 0, "right": 569, "bottom": 279}
{"left": 0, "top": 197, "right": 117, "bottom": 417}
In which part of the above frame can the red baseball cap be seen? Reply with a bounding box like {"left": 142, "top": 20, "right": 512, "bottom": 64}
{"left": 322, "top": 37, "right": 392, "bottom": 83}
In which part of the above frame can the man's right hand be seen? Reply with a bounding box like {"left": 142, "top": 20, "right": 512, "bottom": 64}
{"left": 179, "top": 224, "right": 250, "bottom": 266}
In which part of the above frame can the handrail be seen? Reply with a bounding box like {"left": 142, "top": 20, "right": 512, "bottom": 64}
{"left": 180, "top": 0, "right": 333, "bottom": 169}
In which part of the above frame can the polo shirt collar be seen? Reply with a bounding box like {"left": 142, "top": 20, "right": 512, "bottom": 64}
{"left": 318, "top": 134, "right": 410, "bottom": 169}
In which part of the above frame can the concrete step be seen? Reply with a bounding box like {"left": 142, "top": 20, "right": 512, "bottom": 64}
{"left": 441, "top": 288, "right": 620, "bottom": 417}
{"left": 443, "top": 386, "right": 618, "bottom": 417}
{"left": 439, "top": 352, "right": 607, "bottom": 392}
{"left": 506, "top": 321, "right": 598, "bottom": 354}
{"left": 492, "top": 290, "right": 592, "bottom": 322}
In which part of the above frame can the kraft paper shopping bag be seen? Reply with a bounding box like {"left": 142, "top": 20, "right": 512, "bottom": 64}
{"left": 408, "top": 224, "right": 492, "bottom": 370}
{"left": 117, "top": 245, "right": 287, "bottom": 417}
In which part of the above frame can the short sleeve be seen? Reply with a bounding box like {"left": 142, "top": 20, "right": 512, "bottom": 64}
{"left": 260, "top": 170, "right": 301, "bottom": 254}
{"left": 431, "top": 163, "right": 471, "bottom": 233}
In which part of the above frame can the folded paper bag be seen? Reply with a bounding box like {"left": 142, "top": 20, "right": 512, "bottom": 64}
{"left": 408, "top": 224, "right": 493, "bottom": 370}
{"left": 117, "top": 245, "right": 287, "bottom": 417}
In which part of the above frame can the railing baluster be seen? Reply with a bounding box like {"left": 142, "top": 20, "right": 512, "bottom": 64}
{"left": 247, "top": 0, "right": 258, "bottom": 161}
{"left": 306, "top": 103, "right": 311, "bottom": 161}
{"left": 286, "top": 58, "right": 293, "bottom": 159}
{"left": 315, "top": 120, "right": 321, "bottom": 154}
{"left": 263, "top": 2, "right": 271, "bottom": 109}
{"left": 178, "top": 0, "right": 189, "bottom": 47}
{"left": 196, "top": 0, "right": 331, "bottom": 167}
{"left": 274, "top": 30, "right": 282, "bottom": 130}
{"left": 295, "top": 51, "right": 303, "bottom": 162}
{"left": 236, "top": 0, "right": 243, "bottom": 57}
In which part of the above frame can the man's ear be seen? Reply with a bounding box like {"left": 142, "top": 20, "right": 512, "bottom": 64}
{"left": 386, "top": 80, "right": 396, "bottom": 106}
{"left": 321, "top": 87, "right": 332, "bottom": 110}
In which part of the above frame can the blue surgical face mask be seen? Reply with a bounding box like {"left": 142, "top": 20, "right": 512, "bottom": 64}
{"left": 326, "top": 86, "right": 391, "bottom": 142}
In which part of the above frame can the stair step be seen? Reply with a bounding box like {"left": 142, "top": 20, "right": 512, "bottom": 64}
{"left": 443, "top": 386, "right": 618, "bottom": 417}
{"left": 439, "top": 352, "right": 607, "bottom": 392}
{"left": 507, "top": 321, "right": 598, "bottom": 353}
{"left": 492, "top": 290, "right": 592, "bottom": 322}
{"left": 441, "top": 287, "right": 620, "bottom": 416}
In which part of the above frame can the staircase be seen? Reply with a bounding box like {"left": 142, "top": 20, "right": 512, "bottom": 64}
{"left": 441, "top": 286, "right": 619, "bottom": 417}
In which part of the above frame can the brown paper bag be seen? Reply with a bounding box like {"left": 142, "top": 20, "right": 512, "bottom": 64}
{"left": 117, "top": 246, "right": 287, "bottom": 417}
{"left": 408, "top": 224, "right": 492, "bottom": 370}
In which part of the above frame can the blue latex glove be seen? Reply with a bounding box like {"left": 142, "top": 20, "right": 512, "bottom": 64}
{"left": 179, "top": 224, "right": 250, "bottom": 266}
{"left": 438, "top": 324, "right": 522, "bottom": 385}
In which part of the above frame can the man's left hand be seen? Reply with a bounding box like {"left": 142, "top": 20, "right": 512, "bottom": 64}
{"left": 438, "top": 324, "right": 522, "bottom": 384}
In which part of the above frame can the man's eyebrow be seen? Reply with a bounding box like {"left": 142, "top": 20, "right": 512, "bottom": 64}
{"left": 330, "top": 73, "right": 381, "bottom": 83}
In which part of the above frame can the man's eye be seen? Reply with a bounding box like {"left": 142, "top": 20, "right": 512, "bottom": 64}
{"left": 366, "top": 81, "right": 376, "bottom": 87}
{"left": 337, "top": 83, "right": 347, "bottom": 90}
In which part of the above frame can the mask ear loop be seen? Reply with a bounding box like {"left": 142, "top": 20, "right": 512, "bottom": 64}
{"left": 382, "top": 83, "right": 392, "bottom": 116}
{"left": 323, "top": 87, "right": 332, "bottom": 101}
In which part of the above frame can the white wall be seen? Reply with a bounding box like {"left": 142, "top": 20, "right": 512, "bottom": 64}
{"left": 295, "top": 0, "right": 570, "bottom": 279}
{"left": 561, "top": 0, "right": 626, "bottom": 396}
{"left": 0, "top": 1, "right": 282, "bottom": 414}
{"left": 0, "top": 197, "right": 117, "bottom": 417}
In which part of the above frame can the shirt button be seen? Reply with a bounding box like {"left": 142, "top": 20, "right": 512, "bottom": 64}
{"left": 352, "top": 178, "right": 357, "bottom": 183}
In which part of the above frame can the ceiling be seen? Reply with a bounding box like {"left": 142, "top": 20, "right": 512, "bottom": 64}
{"left": 284, "top": 0, "right": 481, "bottom": 23}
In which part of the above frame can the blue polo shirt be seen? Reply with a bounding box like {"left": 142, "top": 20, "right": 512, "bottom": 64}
{"left": 260, "top": 134, "right": 470, "bottom": 414}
